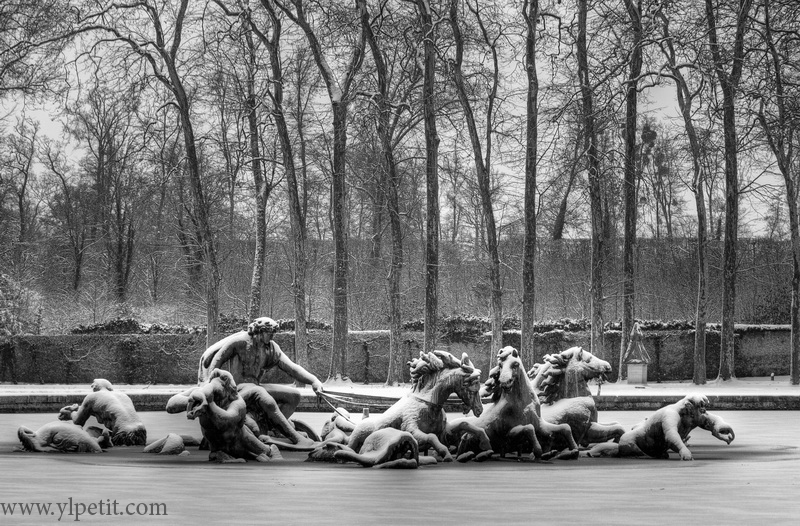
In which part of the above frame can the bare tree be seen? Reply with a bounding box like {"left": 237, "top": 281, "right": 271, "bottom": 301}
{"left": 551, "top": 121, "right": 583, "bottom": 241}
{"left": 619, "top": 0, "right": 643, "bottom": 379}
{"left": 2, "top": 117, "right": 40, "bottom": 274}
{"left": 414, "top": 0, "right": 441, "bottom": 354}
{"left": 447, "top": 0, "right": 504, "bottom": 356}
{"left": 254, "top": 0, "right": 311, "bottom": 369}
{"left": 0, "top": 0, "right": 70, "bottom": 97}
{"left": 658, "top": 4, "right": 711, "bottom": 384}
{"left": 705, "top": 0, "right": 754, "bottom": 380}
{"left": 40, "top": 139, "right": 90, "bottom": 292}
{"left": 275, "top": 0, "right": 366, "bottom": 380}
{"left": 577, "top": 0, "right": 605, "bottom": 359}
{"left": 78, "top": 0, "right": 224, "bottom": 345}
{"left": 521, "top": 0, "right": 540, "bottom": 358}
{"left": 66, "top": 83, "right": 144, "bottom": 303}
{"left": 242, "top": 25, "right": 271, "bottom": 321}
{"left": 755, "top": 0, "right": 800, "bottom": 385}
{"left": 359, "top": 0, "right": 421, "bottom": 384}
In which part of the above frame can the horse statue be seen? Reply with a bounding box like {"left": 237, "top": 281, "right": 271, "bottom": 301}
{"left": 339, "top": 350, "right": 490, "bottom": 464}
{"left": 528, "top": 346, "right": 625, "bottom": 446}
{"left": 449, "top": 346, "right": 579, "bottom": 461}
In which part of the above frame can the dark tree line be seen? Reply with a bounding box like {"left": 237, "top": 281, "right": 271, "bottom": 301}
{"left": 1, "top": 0, "right": 799, "bottom": 385}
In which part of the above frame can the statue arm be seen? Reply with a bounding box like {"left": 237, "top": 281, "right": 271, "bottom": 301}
{"left": 445, "top": 419, "right": 492, "bottom": 451}
{"left": 207, "top": 397, "right": 246, "bottom": 426}
{"left": 698, "top": 412, "right": 735, "bottom": 444}
{"left": 166, "top": 387, "right": 197, "bottom": 414}
{"left": 206, "top": 343, "right": 238, "bottom": 373}
{"left": 662, "top": 415, "right": 692, "bottom": 460}
{"left": 58, "top": 403, "right": 80, "bottom": 423}
{"left": 59, "top": 393, "right": 97, "bottom": 426}
{"left": 69, "top": 399, "right": 93, "bottom": 426}
{"left": 202, "top": 333, "right": 248, "bottom": 372}
{"left": 275, "top": 344, "right": 323, "bottom": 393}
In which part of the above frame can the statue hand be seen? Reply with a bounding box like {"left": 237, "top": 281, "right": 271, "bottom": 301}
{"left": 58, "top": 404, "right": 78, "bottom": 421}
{"left": 713, "top": 425, "right": 735, "bottom": 444}
{"left": 312, "top": 380, "right": 324, "bottom": 395}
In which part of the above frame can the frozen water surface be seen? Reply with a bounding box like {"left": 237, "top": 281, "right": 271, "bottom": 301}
{"left": 0, "top": 410, "right": 798, "bottom": 525}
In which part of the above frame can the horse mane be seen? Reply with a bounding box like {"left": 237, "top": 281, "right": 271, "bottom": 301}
{"left": 482, "top": 346, "right": 529, "bottom": 403}
{"left": 409, "top": 350, "right": 462, "bottom": 392}
{"left": 529, "top": 347, "right": 582, "bottom": 404}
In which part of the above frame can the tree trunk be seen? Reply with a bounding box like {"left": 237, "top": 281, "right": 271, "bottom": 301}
{"left": 448, "top": 0, "right": 502, "bottom": 357}
{"left": 788, "top": 195, "right": 800, "bottom": 385}
{"left": 360, "top": 1, "right": 406, "bottom": 385}
{"left": 552, "top": 138, "right": 580, "bottom": 241}
{"left": 330, "top": 101, "right": 350, "bottom": 379}
{"left": 705, "top": 0, "right": 752, "bottom": 380}
{"left": 252, "top": 1, "right": 310, "bottom": 369}
{"left": 522, "top": 0, "right": 539, "bottom": 359}
{"left": 246, "top": 28, "right": 267, "bottom": 320}
{"left": 620, "top": 0, "right": 642, "bottom": 380}
{"left": 276, "top": 0, "right": 364, "bottom": 380}
{"left": 418, "top": 0, "right": 440, "bottom": 354}
{"left": 577, "top": 0, "right": 604, "bottom": 360}
{"left": 760, "top": 0, "right": 799, "bottom": 385}
{"left": 176, "top": 100, "right": 220, "bottom": 347}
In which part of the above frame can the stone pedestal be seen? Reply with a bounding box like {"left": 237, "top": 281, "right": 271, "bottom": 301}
{"left": 627, "top": 363, "right": 648, "bottom": 385}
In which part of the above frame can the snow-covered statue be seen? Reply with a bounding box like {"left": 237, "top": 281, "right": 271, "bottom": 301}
{"left": 144, "top": 434, "right": 201, "bottom": 455}
{"left": 449, "top": 346, "right": 578, "bottom": 461}
{"left": 320, "top": 408, "right": 356, "bottom": 444}
{"left": 166, "top": 369, "right": 280, "bottom": 463}
{"left": 17, "top": 421, "right": 110, "bottom": 453}
{"left": 587, "top": 393, "right": 735, "bottom": 460}
{"left": 58, "top": 379, "right": 147, "bottom": 446}
{"left": 196, "top": 316, "right": 322, "bottom": 449}
{"left": 340, "top": 350, "right": 487, "bottom": 465}
{"left": 333, "top": 428, "right": 420, "bottom": 468}
{"left": 528, "top": 347, "right": 625, "bottom": 446}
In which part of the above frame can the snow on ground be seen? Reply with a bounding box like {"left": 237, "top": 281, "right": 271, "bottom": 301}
{"left": 1, "top": 375, "right": 796, "bottom": 398}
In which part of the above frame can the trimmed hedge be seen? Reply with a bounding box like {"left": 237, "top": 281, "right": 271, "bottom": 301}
{"left": 3, "top": 326, "right": 791, "bottom": 385}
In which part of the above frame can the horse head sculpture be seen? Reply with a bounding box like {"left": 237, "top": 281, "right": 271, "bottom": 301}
{"left": 528, "top": 346, "right": 611, "bottom": 404}
{"left": 409, "top": 350, "right": 483, "bottom": 417}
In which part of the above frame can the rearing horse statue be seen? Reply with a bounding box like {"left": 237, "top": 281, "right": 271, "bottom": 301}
{"left": 343, "top": 350, "right": 490, "bottom": 463}
{"left": 528, "top": 346, "right": 625, "bottom": 446}
{"left": 449, "top": 346, "right": 579, "bottom": 461}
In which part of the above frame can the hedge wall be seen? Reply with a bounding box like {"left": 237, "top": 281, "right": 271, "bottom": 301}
{"left": 2, "top": 326, "right": 791, "bottom": 385}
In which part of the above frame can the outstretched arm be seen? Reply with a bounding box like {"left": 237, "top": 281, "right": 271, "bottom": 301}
{"left": 699, "top": 412, "right": 735, "bottom": 444}
{"left": 60, "top": 395, "right": 95, "bottom": 426}
{"left": 166, "top": 387, "right": 199, "bottom": 414}
{"left": 275, "top": 343, "right": 323, "bottom": 393}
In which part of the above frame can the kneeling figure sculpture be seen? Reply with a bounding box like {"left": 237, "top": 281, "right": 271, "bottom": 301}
{"left": 166, "top": 369, "right": 280, "bottom": 463}
{"left": 59, "top": 379, "right": 147, "bottom": 446}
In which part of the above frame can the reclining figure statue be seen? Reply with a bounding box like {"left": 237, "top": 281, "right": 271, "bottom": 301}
{"left": 17, "top": 421, "right": 111, "bottom": 453}
{"left": 587, "top": 393, "right": 735, "bottom": 460}
{"left": 59, "top": 379, "right": 146, "bottom": 446}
